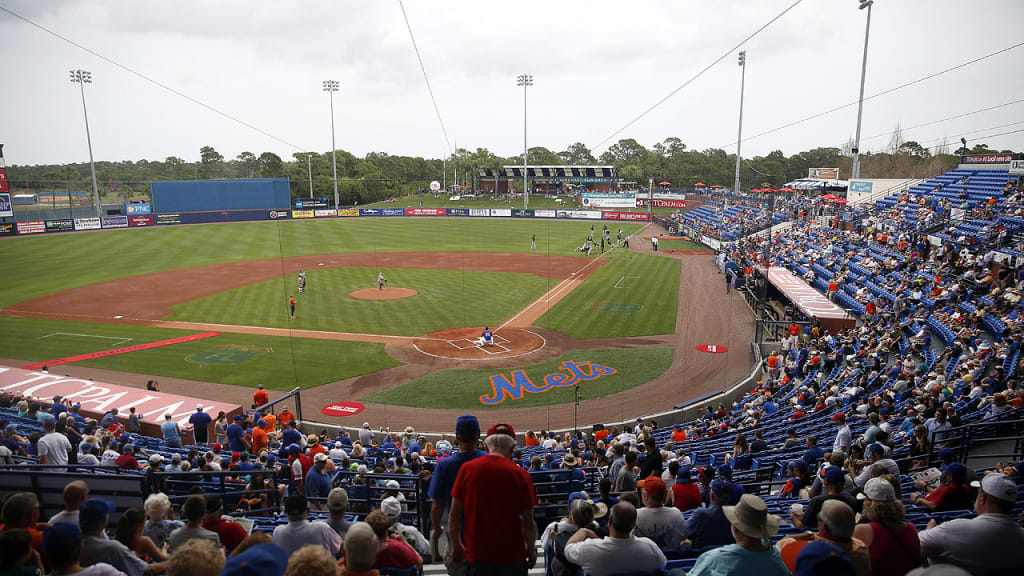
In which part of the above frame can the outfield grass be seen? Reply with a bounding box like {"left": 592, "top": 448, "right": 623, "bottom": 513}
{"left": 0, "top": 218, "right": 643, "bottom": 308}
{"left": 363, "top": 347, "right": 673, "bottom": 410}
{"left": 535, "top": 252, "right": 680, "bottom": 339}
{"left": 169, "top": 267, "right": 553, "bottom": 336}
{"left": 657, "top": 238, "right": 708, "bottom": 252}
{"left": 0, "top": 317, "right": 399, "bottom": 390}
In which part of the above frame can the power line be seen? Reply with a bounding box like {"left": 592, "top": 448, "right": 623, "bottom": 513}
{"left": 592, "top": 0, "right": 805, "bottom": 152}
{"left": 719, "top": 40, "right": 1024, "bottom": 150}
{"left": 397, "top": 0, "right": 454, "bottom": 156}
{"left": 856, "top": 98, "right": 1024, "bottom": 146}
{"left": 0, "top": 4, "right": 309, "bottom": 153}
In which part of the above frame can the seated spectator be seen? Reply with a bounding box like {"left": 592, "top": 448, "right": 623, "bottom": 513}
{"left": 688, "top": 494, "right": 789, "bottom": 576}
{"left": 563, "top": 502, "right": 666, "bottom": 576}
{"left": 201, "top": 497, "right": 247, "bottom": 554}
{"left": 777, "top": 500, "right": 870, "bottom": 576}
{"left": 852, "top": 444, "right": 899, "bottom": 489}
{"left": 793, "top": 466, "right": 858, "bottom": 529}
{"left": 380, "top": 497, "right": 429, "bottom": 557}
{"left": 634, "top": 477, "right": 686, "bottom": 549}
{"left": 283, "top": 545, "right": 337, "bottom": 576}
{"left": 794, "top": 541, "right": 856, "bottom": 576}
{"left": 80, "top": 498, "right": 152, "bottom": 576}
{"left": 167, "top": 495, "right": 220, "bottom": 554}
{"left": 317, "top": 488, "right": 351, "bottom": 541}
{"left": 165, "top": 538, "right": 224, "bottom": 576}
{"left": 222, "top": 542, "right": 287, "bottom": 576}
{"left": 141, "top": 493, "right": 182, "bottom": 547}
{"left": 547, "top": 498, "right": 599, "bottom": 576}
{"left": 918, "top": 473, "right": 1024, "bottom": 574}
{"left": 115, "top": 507, "right": 167, "bottom": 562}
{"left": 852, "top": 478, "right": 921, "bottom": 576}
{"left": 49, "top": 480, "right": 89, "bottom": 525}
{"left": 908, "top": 462, "right": 971, "bottom": 512}
{"left": 685, "top": 479, "right": 735, "bottom": 549}
{"left": 671, "top": 466, "right": 702, "bottom": 512}
{"left": 0, "top": 528, "right": 43, "bottom": 576}
{"left": 0, "top": 493, "right": 45, "bottom": 552}
{"left": 271, "top": 494, "right": 341, "bottom": 557}
{"left": 364, "top": 509, "right": 421, "bottom": 569}
{"left": 338, "top": 523, "right": 380, "bottom": 576}
{"left": 42, "top": 522, "right": 116, "bottom": 576}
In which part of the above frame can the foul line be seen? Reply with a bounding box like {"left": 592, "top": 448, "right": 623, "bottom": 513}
{"left": 21, "top": 331, "right": 221, "bottom": 370}
{"left": 37, "top": 332, "right": 134, "bottom": 347}
{"left": 613, "top": 276, "right": 641, "bottom": 289}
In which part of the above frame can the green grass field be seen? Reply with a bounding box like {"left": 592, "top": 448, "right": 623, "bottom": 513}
{"left": 535, "top": 252, "right": 680, "bottom": 339}
{"left": 363, "top": 347, "right": 673, "bottom": 410}
{"left": 0, "top": 317, "right": 398, "bottom": 390}
{"left": 169, "top": 267, "right": 553, "bottom": 336}
{"left": 657, "top": 238, "right": 708, "bottom": 252}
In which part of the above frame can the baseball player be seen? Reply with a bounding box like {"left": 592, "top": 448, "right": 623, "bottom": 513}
{"left": 289, "top": 296, "right": 296, "bottom": 319}
{"left": 531, "top": 234, "right": 536, "bottom": 250}
{"left": 377, "top": 272, "right": 387, "bottom": 291}
{"left": 617, "top": 229, "right": 623, "bottom": 247}
{"left": 297, "top": 269, "right": 307, "bottom": 294}
{"left": 477, "top": 326, "right": 494, "bottom": 347}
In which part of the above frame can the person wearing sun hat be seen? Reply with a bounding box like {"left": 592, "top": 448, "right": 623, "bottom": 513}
{"left": 687, "top": 493, "right": 788, "bottom": 576}
{"left": 917, "top": 473, "right": 1024, "bottom": 574}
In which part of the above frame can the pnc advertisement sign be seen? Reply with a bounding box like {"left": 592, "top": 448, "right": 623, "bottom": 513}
{"left": 320, "top": 401, "right": 365, "bottom": 417}
{"left": 480, "top": 360, "right": 617, "bottom": 405}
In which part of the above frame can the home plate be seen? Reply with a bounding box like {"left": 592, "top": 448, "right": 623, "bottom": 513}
{"left": 319, "top": 263, "right": 325, "bottom": 266}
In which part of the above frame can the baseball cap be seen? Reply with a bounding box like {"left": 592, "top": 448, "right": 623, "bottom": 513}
{"left": 313, "top": 452, "right": 328, "bottom": 463}
{"left": 716, "top": 464, "right": 733, "bottom": 479}
{"left": 43, "top": 522, "right": 83, "bottom": 552}
{"left": 196, "top": 403, "right": 204, "bottom": 411}
{"left": 830, "top": 412, "right": 847, "bottom": 422}
{"left": 385, "top": 479, "right": 401, "bottom": 490}
{"left": 455, "top": 415, "right": 480, "bottom": 440}
{"left": 789, "top": 459, "right": 809, "bottom": 473}
{"left": 867, "top": 443, "right": 885, "bottom": 456}
{"left": 327, "top": 488, "right": 349, "bottom": 513}
{"left": 710, "top": 478, "right": 734, "bottom": 499}
{"left": 677, "top": 466, "right": 692, "bottom": 482}
{"left": 971, "top": 473, "right": 1017, "bottom": 503}
{"left": 823, "top": 466, "right": 845, "bottom": 486}
{"left": 148, "top": 454, "right": 164, "bottom": 465}
{"left": 487, "top": 422, "right": 515, "bottom": 438}
{"left": 568, "top": 491, "right": 591, "bottom": 505}
{"left": 79, "top": 498, "right": 116, "bottom": 524}
{"left": 638, "top": 476, "right": 667, "bottom": 500}
{"left": 257, "top": 419, "right": 266, "bottom": 427}
{"left": 284, "top": 494, "right": 307, "bottom": 518}
{"left": 941, "top": 462, "right": 967, "bottom": 483}
{"left": 938, "top": 447, "right": 956, "bottom": 461}
{"left": 222, "top": 543, "right": 288, "bottom": 576}
{"left": 287, "top": 444, "right": 301, "bottom": 454}
{"left": 212, "top": 443, "right": 222, "bottom": 451}
{"left": 381, "top": 496, "right": 402, "bottom": 519}
{"left": 858, "top": 477, "right": 896, "bottom": 501}
{"left": 794, "top": 540, "right": 855, "bottom": 576}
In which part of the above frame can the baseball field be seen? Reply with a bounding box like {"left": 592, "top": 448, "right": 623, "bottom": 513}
{"left": 0, "top": 216, "right": 754, "bottom": 430}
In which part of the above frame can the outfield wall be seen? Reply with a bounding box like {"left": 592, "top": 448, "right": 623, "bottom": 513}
{"left": 1, "top": 205, "right": 649, "bottom": 237}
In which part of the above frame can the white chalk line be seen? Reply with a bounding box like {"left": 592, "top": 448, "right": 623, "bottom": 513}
{"left": 36, "top": 332, "right": 133, "bottom": 347}
{"left": 412, "top": 328, "right": 548, "bottom": 361}
{"left": 613, "top": 275, "right": 641, "bottom": 289}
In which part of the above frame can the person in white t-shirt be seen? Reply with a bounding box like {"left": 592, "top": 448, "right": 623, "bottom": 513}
{"left": 38, "top": 419, "right": 72, "bottom": 470}
{"left": 634, "top": 477, "right": 687, "bottom": 549}
{"left": 564, "top": 502, "right": 666, "bottom": 576}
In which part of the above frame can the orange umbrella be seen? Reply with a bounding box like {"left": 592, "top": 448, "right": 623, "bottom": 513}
{"left": 658, "top": 181, "right": 671, "bottom": 186}
{"left": 694, "top": 182, "right": 706, "bottom": 187}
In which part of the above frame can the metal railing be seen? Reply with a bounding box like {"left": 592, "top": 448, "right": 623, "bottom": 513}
{"left": 254, "top": 386, "right": 303, "bottom": 422}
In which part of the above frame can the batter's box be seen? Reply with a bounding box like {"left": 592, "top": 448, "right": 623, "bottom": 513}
{"left": 447, "top": 334, "right": 512, "bottom": 352}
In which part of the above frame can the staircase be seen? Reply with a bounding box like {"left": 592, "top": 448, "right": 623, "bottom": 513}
{"left": 422, "top": 541, "right": 547, "bottom": 576}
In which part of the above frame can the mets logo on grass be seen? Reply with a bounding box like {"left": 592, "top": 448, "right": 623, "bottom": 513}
{"left": 187, "top": 345, "right": 270, "bottom": 366}
{"left": 479, "top": 361, "right": 617, "bottom": 405}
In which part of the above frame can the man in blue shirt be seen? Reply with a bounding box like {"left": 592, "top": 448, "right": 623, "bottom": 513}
{"left": 281, "top": 420, "right": 303, "bottom": 448}
{"left": 428, "top": 414, "right": 485, "bottom": 572}
{"left": 226, "top": 415, "right": 249, "bottom": 453}
{"left": 161, "top": 413, "right": 183, "bottom": 449}
{"left": 802, "top": 436, "right": 825, "bottom": 465}
{"left": 188, "top": 404, "right": 213, "bottom": 445}
{"left": 305, "top": 453, "right": 333, "bottom": 509}
{"left": 100, "top": 408, "right": 119, "bottom": 428}
{"left": 687, "top": 479, "right": 736, "bottom": 548}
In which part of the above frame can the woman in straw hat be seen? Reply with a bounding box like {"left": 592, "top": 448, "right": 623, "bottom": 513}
{"left": 688, "top": 493, "right": 789, "bottom": 576}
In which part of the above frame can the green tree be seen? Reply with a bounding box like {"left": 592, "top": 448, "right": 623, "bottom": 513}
{"left": 558, "top": 142, "right": 596, "bottom": 165}
{"left": 199, "top": 146, "right": 224, "bottom": 179}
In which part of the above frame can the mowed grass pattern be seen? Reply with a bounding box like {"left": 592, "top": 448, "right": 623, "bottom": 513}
{"left": 0, "top": 317, "right": 399, "bottom": 390}
{"left": 169, "top": 267, "right": 553, "bottom": 336}
{"left": 535, "top": 252, "right": 680, "bottom": 339}
{"left": 364, "top": 347, "right": 674, "bottom": 410}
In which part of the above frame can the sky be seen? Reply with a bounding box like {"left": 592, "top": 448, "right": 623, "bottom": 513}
{"left": 2, "top": 0, "right": 1023, "bottom": 166}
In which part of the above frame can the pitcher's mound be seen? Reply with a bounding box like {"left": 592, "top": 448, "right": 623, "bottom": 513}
{"left": 349, "top": 287, "right": 418, "bottom": 300}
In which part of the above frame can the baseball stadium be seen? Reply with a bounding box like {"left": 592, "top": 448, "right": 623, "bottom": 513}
{"left": 2, "top": 2, "right": 1024, "bottom": 576}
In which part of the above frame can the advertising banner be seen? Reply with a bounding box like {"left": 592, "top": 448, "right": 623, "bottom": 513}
{"left": 125, "top": 203, "right": 152, "bottom": 215}
{"left": 534, "top": 209, "right": 556, "bottom": 218}
{"left": 469, "top": 208, "right": 491, "bottom": 217}
{"left": 0, "top": 145, "right": 7, "bottom": 194}
{"left": 447, "top": 208, "right": 470, "bottom": 216}
{"left": 848, "top": 180, "right": 873, "bottom": 194}
{"left": 581, "top": 193, "right": 637, "bottom": 208}
{"left": 557, "top": 209, "right": 602, "bottom": 220}
{"left": 382, "top": 208, "right": 405, "bottom": 216}
{"left": 551, "top": 177, "right": 613, "bottom": 183}
{"left": 808, "top": 168, "right": 839, "bottom": 180}
{"left": 962, "top": 154, "right": 1014, "bottom": 164}
{"left": 337, "top": 209, "right": 359, "bottom": 217}
{"left": 45, "top": 219, "right": 74, "bottom": 232}
{"left": 73, "top": 217, "right": 102, "bottom": 231}
{"left": 294, "top": 198, "right": 330, "bottom": 209}
{"left": 0, "top": 223, "right": 15, "bottom": 236}
{"left": 128, "top": 215, "right": 154, "bottom": 227}
{"left": 602, "top": 211, "right": 650, "bottom": 221}
{"left": 314, "top": 209, "right": 337, "bottom": 217}
{"left": 490, "top": 208, "right": 512, "bottom": 217}
{"left": 1010, "top": 159, "right": 1024, "bottom": 175}
{"left": 156, "top": 214, "right": 181, "bottom": 225}
{"left": 404, "top": 208, "right": 446, "bottom": 216}
{"left": 17, "top": 221, "right": 45, "bottom": 235}
{"left": 292, "top": 210, "right": 315, "bottom": 219}
{"left": 101, "top": 216, "right": 129, "bottom": 229}
{"left": 636, "top": 198, "right": 687, "bottom": 208}
{"left": 359, "top": 208, "right": 384, "bottom": 216}
{"left": 267, "top": 210, "right": 289, "bottom": 220}
{"left": 0, "top": 193, "right": 11, "bottom": 217}
{"left": 511, "top": 208, "right": 534, "bottom": 218}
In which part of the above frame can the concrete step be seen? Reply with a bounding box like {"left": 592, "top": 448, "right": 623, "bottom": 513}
{"left": 422, "top": 541, "right": 547, "bottom": 575}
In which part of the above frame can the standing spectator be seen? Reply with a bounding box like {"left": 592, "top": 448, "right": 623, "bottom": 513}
{"left": 305, "top": 453, "right": 332, "bottom": 509}
{"left": 166, "top": 496, "right": 220, "bottom": 554}
{"left": 634, "top": 477, "right": 686, "bottom": 549}
{"left": 49, "top": 480, "right": 89, "bottom": 525}
{"left": 226, "top": 416, "right": 249, "bottom": 453}
{"left": 317, "top": 488, "right": 351, "bottom": 541}
{"left": 428, "top": 414, "right": 485, "bottom": 574}
{"left": 253, "top": 384, "right": 269, "bottom": 408}
{"left": 918, "top": 473, "right": 1024, "bottom": 574}
{"left": 251, "top": 420, "right": 269, "bottom": 456}
{"left": 638, "top": 437, "right": 662, "bottom": 480}
{"left": 80, "top": 499, "right": 151, "bottom": 576}
{"left": 188, "top": 405, "right": 212, "bottom": 445}
{"left": 358, "top": 422, "right": 374, "bottom": 446}
{"left": 43, "top": 522, "right": 121, "bottom": 576}
{"left": 687, "top": 494, "right": 788, "bottom": 576}
{"left": 277, "top": 407, "right": 296, "bottom": 429}
{"left": 563, "top": 502, "right": 666, "bottom": 576}
{"left": 214, "top": 412, "right": 228, "bottom": 446}
{"left": 37, "top": 418, "right": 72, "bottom": 470}
{"left": 160, "top": 414, "right": 182, "bottom": 449}
{"left": 613, "top": 452, "right": 638, "bottom": 493}
{"left": 127, "top": 407, "right": 142, "bottom": 434}
{"left": 201, "top": 497, "right": 247, "bottom": 554}
{"left": 851, "top": 478, "right": 921, "bottom": 576}
{"left": 449, "top": 423, "right": 538, "bottom": 574}
{"left": 271, "top": 494, "right": 341, "bottom": 557}
{"left": 832, "top": 413, "right": 852, "bottom": 454}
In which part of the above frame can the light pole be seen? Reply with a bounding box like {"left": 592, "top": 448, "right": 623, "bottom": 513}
{"left": 516, "top": 74, "right": 533, "bottom": 208}
{"left": 305, "top": 154, "right": 314, "bottom": 198}
{"left": 69, "top": 69, "right": 102, "bottom": 216}
{"left": 323, "top": 80, "right": 340, "bottom": 208}
{"left": 733, "top": 51, "right": 746, "bottom": 194}
{"left": 851, "top": 0, "right": 874, "bottom": 180}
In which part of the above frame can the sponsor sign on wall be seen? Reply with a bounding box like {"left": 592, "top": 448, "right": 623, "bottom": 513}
{"left": 404, "top": 208, "right": 446, "bottom": 216}
{"left": 359, "top": 208, "right": 383, "bottom": 216}
{"left": 314, "top": 209, "right": 337, "bottom": 217}
{"left": 125, "top": 203, "right": 152, "bottom": 215}
{"left": 534, "top": 209, "right": 556, "bottom": 218}
{"left": 45, "top": 219, "right": 74, "bottom": 232}
{"left": 320, "top": 401, "right": 366, "bottom": 417}
{"left": 469, "top": 208, "right": 491, "bottom": 216}
{"left": 292, "top": 210, "right": 314, "bottom": 219}
{"left": 294, "top": 197, "right": 331, "bottom": 209}
{"left": 636, "top": 198, "right": 687, "bottom": 208}
{"left": 447, "top": 208, "right": 470, "bottom": 216}
{"left": 557, "top": 209, "right": 602, "bottom": 220}
{"left": 128, "top": 215, "right": 154, "bottom": 227}
{"left": 0, "top": 193, "right": 12, "bottom": 217}
{"left": 382, "top": 208, "right": 405, "bottom": 216}
{"left": 511, "top": 208, "right": 534, "bottom": 217}
{"left": 849, "top": 180, "right": 873, "bottom": 194}
{"left": 1010, "top": 159, "right": 1024, "bottom": 175}
{"left": 602, "top": 211, "right": 650, "bottom": 221}
{"left": 267, "top": 210, "right": 289, "bottom": 220}
{"left": 808, "top": 167, "right": 839, "bottom": 180}
{"left": 156, "top": 214, "right": 181, "bottom": 225}
{"left": 490, "top": 208, "right": 512, "bottom": 217}
{"left": 101, "top": 216, "right": 129, "bottom": 228}
{"left": 0, "top": 223, "right": 15, "bottom": 236}
{"left": 962, "top": 154, "right": 1014, "bottom": 164}
{"left": 695, "top": 344, "right": 728, "bottom": 353}
{"left": 581, "top": 193, "right": 637, "bottom": 209}
{"left": 17, "top": 221, "right": 45, "bottom": 234}
{"left": 73, "top": 217, "right": 102, "bottom": 231}
{"left": 337, "top": 209, "right": 359, "bottom": 217}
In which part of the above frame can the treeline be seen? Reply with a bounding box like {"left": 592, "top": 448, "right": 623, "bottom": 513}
{"left": 9, "top": 135, "right": 1005, "bottom": 205}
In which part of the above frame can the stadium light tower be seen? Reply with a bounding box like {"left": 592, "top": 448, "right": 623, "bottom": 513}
{"left": 516, "top": 74, "right": 533, "bottom": 208}
{"left": 323, "top": 80, "right": 340, "bottom": 208}
{"left": 733, "top": 51, "right": 747, "bottom": 194}
{"left": 69, "top": 69, "right": 102, "bottom": 216}
{"left": 851, "top": 0, "right": 874, "bottom": 180}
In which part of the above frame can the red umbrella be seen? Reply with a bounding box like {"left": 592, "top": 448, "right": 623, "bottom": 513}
{"left": 711, "top": 184, "right": 723, "bottom": 188}
{"left": 658, "top": 181, "right": 671, "bottom": 186}
{"left": 694, "top": 182, "right": 706, "bottom": 187}
{"left": 779, "top": 187, "right": 794, "bottom": 192}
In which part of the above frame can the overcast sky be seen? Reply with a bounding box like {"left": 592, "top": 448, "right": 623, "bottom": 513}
{"left": 3, "top": 0, "right": 1023, "bottom": 167}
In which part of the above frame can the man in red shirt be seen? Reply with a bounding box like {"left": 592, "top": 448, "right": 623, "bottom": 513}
{"left": 115, "top": 444, "right": 141, "bottom": 470}
{"left": 253, "top": 384, "right": 269, "bottom": 408}
{"left": 202, "top": 496, "right": 248, "bottom": 553}
{"left": 450, "top": 422, "right": 538, "bottom": 574}
{"left": 911, "top": 462, "right": 971, "bottom": 512}
{"left": 671, "top": 466, "right": 702, "bottom": 512}
{"left": 251, "top": 420, "right": 269, "bottom": 455}
{"left": 278, "top": 408, "right": 296, "bottom": 428}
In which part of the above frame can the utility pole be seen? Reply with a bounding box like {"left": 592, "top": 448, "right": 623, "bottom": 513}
{"left": 69, "top": 69, "right": 102, "bottom": 216}
{"left": 851, "top": 1, "right": 874, "bottom": 179}
{"left": 734, "top": 51, "right": 747, "bottom": 193}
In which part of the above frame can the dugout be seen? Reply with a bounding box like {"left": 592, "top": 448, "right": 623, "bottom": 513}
{"left": 478, "top": 165, "right": 618, "bottom": 195}
{"left": 151, "top": 178, "right": 291, "bottom": 213}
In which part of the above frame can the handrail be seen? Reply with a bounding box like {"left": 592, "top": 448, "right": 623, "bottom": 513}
{"left": 254, "top": 386, "right": 303, "bottom": 421}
